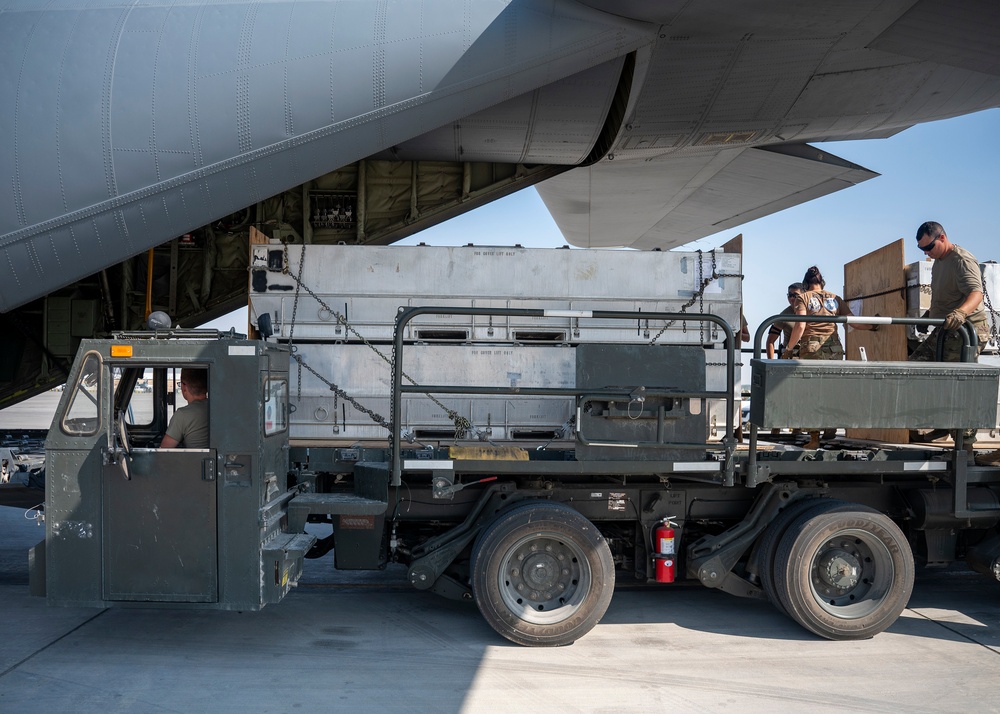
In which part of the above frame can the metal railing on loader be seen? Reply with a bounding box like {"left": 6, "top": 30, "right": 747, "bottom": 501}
{"left": 389, "top": 306, "right": 739, "bottom": 486}
{"left": 748, "top": 314, "right": 988, "bottom": 519}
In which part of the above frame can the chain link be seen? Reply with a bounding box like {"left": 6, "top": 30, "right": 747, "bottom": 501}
{"left": 281, "top": 243, "right": 472, "bottom": 437}
{"left": 289, "top": 245, "right": 305, "bottom": 405}
{"left": 293, "top": 353, "right": 393, "bottom": 431}
{"left": 698, "top": 251, "right": 705, "bottom": 343}
{"left": 648, "top": 249, "right": 744, "bottom": 344}
{"left": 983, "top": 279, "right": 1000, "bottom": 348}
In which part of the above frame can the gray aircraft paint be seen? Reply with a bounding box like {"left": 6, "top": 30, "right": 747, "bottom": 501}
{"left": 0, "top": 0, "right": 651, "bottom": 313}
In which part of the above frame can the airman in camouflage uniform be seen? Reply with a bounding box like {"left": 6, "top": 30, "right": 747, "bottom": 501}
{"left": 782, "top": 266, "right": 878, "bottom": 448}
{"left": 909, "top": 222, "right": 988, "bottom": 448}
{"left": 765, "top": 282, "right": 803, "bottom": 359}
{"left": 909, "top": 222, "right": 988, "bottom": 363}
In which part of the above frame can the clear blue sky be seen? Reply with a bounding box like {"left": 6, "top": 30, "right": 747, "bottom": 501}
{"left": 209, "top": 108, "right": 1000, "bottom": 358}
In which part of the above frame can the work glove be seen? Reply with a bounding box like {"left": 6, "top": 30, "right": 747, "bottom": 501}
{"left": 943, "top": 309, "right": 967, "bottom": 332}
{"left": 780, "top": 349, "right": 794, "bottom": 359}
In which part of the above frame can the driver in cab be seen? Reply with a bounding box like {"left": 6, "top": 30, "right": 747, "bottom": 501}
{"left": 160, "top": 368, "right": 209, "bottom": 448}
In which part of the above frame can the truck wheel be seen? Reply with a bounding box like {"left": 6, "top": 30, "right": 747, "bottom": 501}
{"left": 470, "top": 501, "right": 614, "bottom": 646}
{"left": 751, "top": 498, "right": 870, "bottom": 614}
{"left": 773, "top": 509, "right": 914, "bottom": 640}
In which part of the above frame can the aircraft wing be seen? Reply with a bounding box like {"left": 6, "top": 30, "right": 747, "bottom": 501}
{"left": 537, "top": 144, "right": 879, "bottom": 249}
{"left": 538, "top": 0, "right": 1000, "bottom": 249}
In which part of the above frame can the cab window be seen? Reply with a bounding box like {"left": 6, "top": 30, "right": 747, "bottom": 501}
{"left": 61, "top": 352, "right": 101, "bottom": 436}
{"left": 113, "top": 366, "right": 156, "bottom": 428}
{"left": 264, "top": 377, "right": 288, "bottom": 436}
{"left": 111, "top": 366, "right": 208, "bottom": 448}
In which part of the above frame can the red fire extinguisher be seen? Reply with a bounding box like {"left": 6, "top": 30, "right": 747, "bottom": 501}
{"left": 653, "top": 518, "right": 677, "bottom": 583}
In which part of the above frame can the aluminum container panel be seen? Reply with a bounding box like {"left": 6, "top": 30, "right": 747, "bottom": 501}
{"left": 980, "top": 353, "right": 1000, "bottom": 426}
{"left": 288, "top": 342, "right": 730, "bottom": 444}
{"left": 288, "top": 343, "right": 577, "bottom": 442}
{"left": 251, "top": 244, "right": 742, "bottom": 345}
{"left": 292, "top": 343, "right": 576, "bottom": 394}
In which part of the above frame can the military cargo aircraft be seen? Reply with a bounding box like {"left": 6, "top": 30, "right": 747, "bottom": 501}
{"left": 1, "top": 0, "right": 999, "bottom": 407}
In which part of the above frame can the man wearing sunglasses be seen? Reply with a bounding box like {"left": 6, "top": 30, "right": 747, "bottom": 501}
{"left": 910, "top": 222, "right": 989, "bottom": 450}
{"left": 765, "top": 282, "right": 805, "bottom": 437}
{"left": 910, "top": 221, "right": 988, "bottom": 362}
{"left": 765, "top": 282, "right": 804, "bottom": 360}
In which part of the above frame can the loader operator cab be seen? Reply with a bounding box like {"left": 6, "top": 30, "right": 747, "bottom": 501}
{"left": 113, "top": 364, "right": 207, "bottom": 449}
{"left": 34, "top": 332, "right": 308, "bottom": 612}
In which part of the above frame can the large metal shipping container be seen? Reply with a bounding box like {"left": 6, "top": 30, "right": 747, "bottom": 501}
{"left": 250, "top": 245, "right": 743, "bottom": 444}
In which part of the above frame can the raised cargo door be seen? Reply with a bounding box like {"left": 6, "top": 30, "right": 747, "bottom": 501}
{"left": 102, "top": 449, "right": 218, "bottom": 602}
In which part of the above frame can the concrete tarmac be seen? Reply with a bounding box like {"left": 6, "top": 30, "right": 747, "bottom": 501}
{"left": 3, "top": 395, "right": 1000, "bottom": 710}
{"left": 1, "top": 507, "right": 999, "bottom": 712}
{"left": 0, "top": 391, "right": 62, "bottom": 431}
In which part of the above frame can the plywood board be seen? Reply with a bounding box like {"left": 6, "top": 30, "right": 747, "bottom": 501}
{"left": 844, "top": 239, "right": 909, "bottom": 442}
{"left": 720, "top": 233, "right": 743, "bottom": 255}
{"left": 250, "top": 225, "right": 269, "bottom": 244}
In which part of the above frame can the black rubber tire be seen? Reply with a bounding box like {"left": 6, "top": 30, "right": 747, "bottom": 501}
{"left": 773, "top": 509, "right": 914, "bottom": 640}
{"left": 751, "top": 498, "right": 870, "bottom": 614}
{"left": 470, "top": 501, "right": 615, "bottom": 646}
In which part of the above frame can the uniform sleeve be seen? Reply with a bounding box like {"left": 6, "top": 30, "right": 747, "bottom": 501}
{"left": 164, "top": 409, "right": 190, "bottom": 444}
{"left": 957, "top": 251, "right": 984, "bottom": 296}
{"left": 769, "top": 305, "right": 794, "bottom": 334}
{"left": 836, "top": 296, "right": 851, "bottom": 316}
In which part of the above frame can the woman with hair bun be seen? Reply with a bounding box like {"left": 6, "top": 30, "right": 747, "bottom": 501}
{"left": 782, "top": 265, "right": 878, "bottom": 449}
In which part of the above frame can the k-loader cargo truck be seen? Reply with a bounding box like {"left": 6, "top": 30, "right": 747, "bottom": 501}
{"left": 29, "top": 245, "right": 1000, "bottom": 646}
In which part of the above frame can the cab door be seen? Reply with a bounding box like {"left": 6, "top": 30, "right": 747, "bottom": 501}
{"left": 102, "top": 365, "right": 218, "bottom": 602}
{"left": 103, "top": 449, "right": 217, "bottom": 602}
